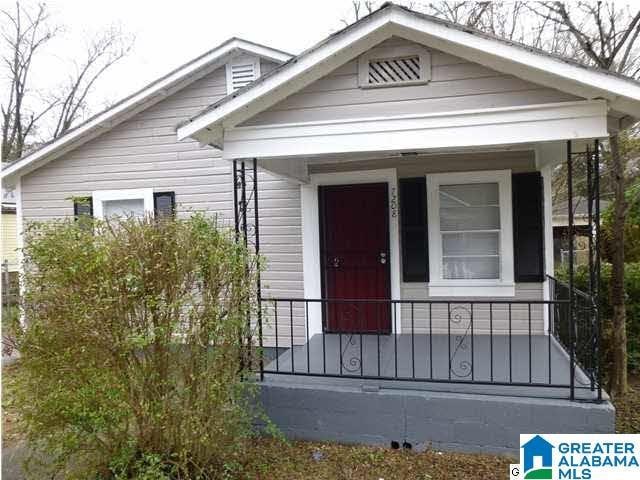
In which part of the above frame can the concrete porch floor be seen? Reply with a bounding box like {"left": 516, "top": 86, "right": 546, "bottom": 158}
{"left": 264, "top": 333, "right": 600, "bottom": 401}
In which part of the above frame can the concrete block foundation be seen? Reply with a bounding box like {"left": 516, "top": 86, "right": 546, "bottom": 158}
{"left": 259, "top": 376, "right": 615, "bottom": 455}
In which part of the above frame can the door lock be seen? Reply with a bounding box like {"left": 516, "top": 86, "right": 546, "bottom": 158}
{"left": 379, "top": 252, "right": 387, "bottom": 264}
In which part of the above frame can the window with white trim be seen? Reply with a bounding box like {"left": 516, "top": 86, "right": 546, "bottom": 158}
{"left": 93, "top": 189, "right": 154, "bottom": 219}
{"left": 358, "top": 45, "right": 431, "bottom": 88}
{"left": 426, "top": 170, "right": 514, "bottom": 297}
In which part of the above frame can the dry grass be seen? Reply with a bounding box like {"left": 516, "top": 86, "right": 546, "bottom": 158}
{"left": 241, "top": 438, "right": 513, "bottom": 479}
{"left": 614, "top": 376, "right": 640, "bottom": 434}
{"left": 1, "top": 364, "right": 22, "bottom": 448}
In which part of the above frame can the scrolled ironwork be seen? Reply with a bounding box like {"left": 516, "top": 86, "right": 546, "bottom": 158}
{"left": 449, "top": 305, "right": 473, "bottom": 378}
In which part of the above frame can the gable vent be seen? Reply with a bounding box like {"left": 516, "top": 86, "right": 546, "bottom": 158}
{"left": 369, "top": 56, "right": 420, "bottom": 84}
{"left": 226, "top": 55, "right": 261, "bottom": 94}
{"left": 358, "top": 45, "right": 431, "bottom": 88}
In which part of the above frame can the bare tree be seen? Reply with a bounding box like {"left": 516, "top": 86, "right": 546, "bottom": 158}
{"left": 529, "top": 1, "right": 640, "bottom": 398}
{"left": 1, "top": 2, "right": 59, "bottom": 162}
{"left": 342, "top": 0, "right": 377, "bottom": 26}
{"left": 1, "top": 1, "right": 133, "bottom": 162}
{"left": 427, "top": 1, "right": 492, "bottom": 28}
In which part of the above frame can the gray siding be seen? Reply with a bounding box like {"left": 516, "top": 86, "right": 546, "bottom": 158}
{"left": 245, "top": 37, "right": 579, "bottom": 127}
{"left": 20, "top": 60, "right": 304, "bottom": 347}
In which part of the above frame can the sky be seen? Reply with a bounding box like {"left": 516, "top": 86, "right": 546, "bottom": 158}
{"left": 8, "top": 0, "right": 364, "bottom": 114}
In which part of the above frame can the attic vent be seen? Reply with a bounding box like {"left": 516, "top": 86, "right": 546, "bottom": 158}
{"left": 226, "top": 55, "right": 261, "bottom": 94}
{"left": 358, "top": 44, "right": 431, "bottom": 88}
{"left": 368, "top": 56, "right": 420, "bottom": 84}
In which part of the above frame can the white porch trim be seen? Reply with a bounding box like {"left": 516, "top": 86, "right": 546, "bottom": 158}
{"left": 541, "top": 163, "right": 556, "bottom": 333}
{"left": 301, "top": 168, "right": 402, "bottom": 337}
{"left": 222, "top": 100, "right": 607, "bottom": 160}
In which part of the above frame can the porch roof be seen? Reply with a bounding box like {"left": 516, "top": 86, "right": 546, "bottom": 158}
{"left": 178, "top": 3, "right": 640, "bottom": 149}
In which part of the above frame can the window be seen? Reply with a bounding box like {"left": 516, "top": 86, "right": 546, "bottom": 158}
{"left": 226, "top": 55, "right": 261, "bottom": 94}
{"left": 426, "top": 170, "right": 514, "bottom": 296}
{"left": 358, "top": 45, "right": 431, "bottom": 88}
{"left": 93, "top": 189, "right": 154, "bottom": 220}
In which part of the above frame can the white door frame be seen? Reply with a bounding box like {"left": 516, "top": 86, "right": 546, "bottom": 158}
{"left": 301, "top": 168, "right": 402, "bottom": 338}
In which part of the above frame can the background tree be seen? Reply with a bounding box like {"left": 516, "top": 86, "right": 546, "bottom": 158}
{"left": 1, "top": 1, "right": 133, "bottom": 162}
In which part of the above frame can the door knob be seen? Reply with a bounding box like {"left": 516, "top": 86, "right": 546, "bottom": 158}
{"left": 379, "top": 252, "right": 387, "bottom": 264}
{"left": 332, "top": 257, "right": 340, "bottom": 268}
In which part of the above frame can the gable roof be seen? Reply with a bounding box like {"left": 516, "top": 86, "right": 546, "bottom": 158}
{"left": 1, "top": 38, "right": 291, "bottom": 181}
{"left": 177, "top": 2, "right": 640, "bottom": 147}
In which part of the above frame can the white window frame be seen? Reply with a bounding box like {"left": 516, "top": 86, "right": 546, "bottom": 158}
{"left": 358, "top": 45, "right": 431, "bottom": 89}
{"left": 92, "top": 188, "right": 154, "bottom": 220}
{"left": 426, "top": 170, "right": 515, "bottom": 297}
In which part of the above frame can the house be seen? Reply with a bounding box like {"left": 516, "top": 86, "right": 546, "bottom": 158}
{"left": 552, "top": 197, "right": 611, "bottom": 266}
{"left": 2, "top": 3, "right": 633, "bottom": 453}
{"left": 1, "top": 188, "right": 18, "bottom": 273}
{"left": 0, "top": 189, "right": 18, "bottom": 272}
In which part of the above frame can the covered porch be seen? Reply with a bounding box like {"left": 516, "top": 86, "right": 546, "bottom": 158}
{"left": 209, "top": 89, "right": 607, "bottom": 404}
{"left": 229, "top": 137, "right": 604, "bottom": 403}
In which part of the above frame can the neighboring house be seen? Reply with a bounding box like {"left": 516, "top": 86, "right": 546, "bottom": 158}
{"left": 1, "top": 188, "right": 18, "bottom": 272}
{"left": 2, "top": 4, "right": 635, "bottom": 453}
{"left": 552, "top": 197, "right": 611, "bottom": 266}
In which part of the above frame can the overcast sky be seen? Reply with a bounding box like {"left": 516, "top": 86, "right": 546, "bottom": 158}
{"left": 19, "top": 0, "right": 363, "bottom": 112}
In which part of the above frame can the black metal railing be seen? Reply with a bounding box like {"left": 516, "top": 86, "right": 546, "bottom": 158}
{"left": 548, "top": 275, "right": 601, "bottom": 399}
{"left": 256, "top": 292, "right": 600, "bottom": 401}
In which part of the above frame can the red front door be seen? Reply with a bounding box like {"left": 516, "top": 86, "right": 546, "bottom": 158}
{"left": 319, "top": 183, "right": 391, "bottom": 333}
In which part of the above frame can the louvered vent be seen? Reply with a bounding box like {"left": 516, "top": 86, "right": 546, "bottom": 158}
{"left": 230, "top": 63, "right": 257, "bottom": 91}
{"left": 358, "top": 45, "right": 430, "bottom": 88}
{"left": 226, "top": 55, "right": 261, "bottom": 94}
{"left": 368, "top": 56, "right": 420, "bottom": 85}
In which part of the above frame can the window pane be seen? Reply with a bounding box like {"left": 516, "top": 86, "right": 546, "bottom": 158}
{"left": 439, "top": 183, "right": 499, "bottom": 231}
{"left": 439, "top": 182, "right": 501, "bottom": 280}
{"left": 442, "top": 232, "right": 499, "bottom": 256}
{"left": 103, "top": 199, "right": 145, "bottom": 218}
{"left": 443, "top": 257, "right": 500, "bottom": 280}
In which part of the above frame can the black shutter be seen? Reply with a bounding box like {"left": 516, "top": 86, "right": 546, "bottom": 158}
{"left": 154, "top": 191, "right": 175, "bottom": 218}
{"left": 73, "top": 197, "right": 93, "bottom": 219}
{"left": 399, "top": 178, "right": 428, "bottom": 282}
{"left": 512, "top": 172, "right": 544, "bottom": 282}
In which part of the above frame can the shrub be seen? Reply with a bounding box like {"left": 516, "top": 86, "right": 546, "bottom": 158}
{"left": 559, "top": 262, "right": 640, "bottom": 376}
{"left": 14, "top": 214, "right": 265, "bottom": 479}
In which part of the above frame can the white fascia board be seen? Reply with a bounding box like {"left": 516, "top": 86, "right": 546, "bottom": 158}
{"left": 180, "top": 6, "right": 640, "bottom": 145}
{"left": 1, "top": 39, "right": 291, "bottom": 181}
{"left": 221, "top": 100, "right": 608, "bottom": 160}
{"left": 387, "top": 9, "right": 640, "bottom": 110}
{"left": 177, "top": 15, "right": 396, "bottom": 141}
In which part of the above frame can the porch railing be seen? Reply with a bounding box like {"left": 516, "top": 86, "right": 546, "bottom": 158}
{"left": 256, "top": 289, "right": 600, "bottom": 401}
{"left": 547, "top": 275, "right": 601, "bottom": 400}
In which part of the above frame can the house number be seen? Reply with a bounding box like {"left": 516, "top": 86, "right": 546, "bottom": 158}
{"left": 390, "top": 187, "right": 398, "bottom": 218}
